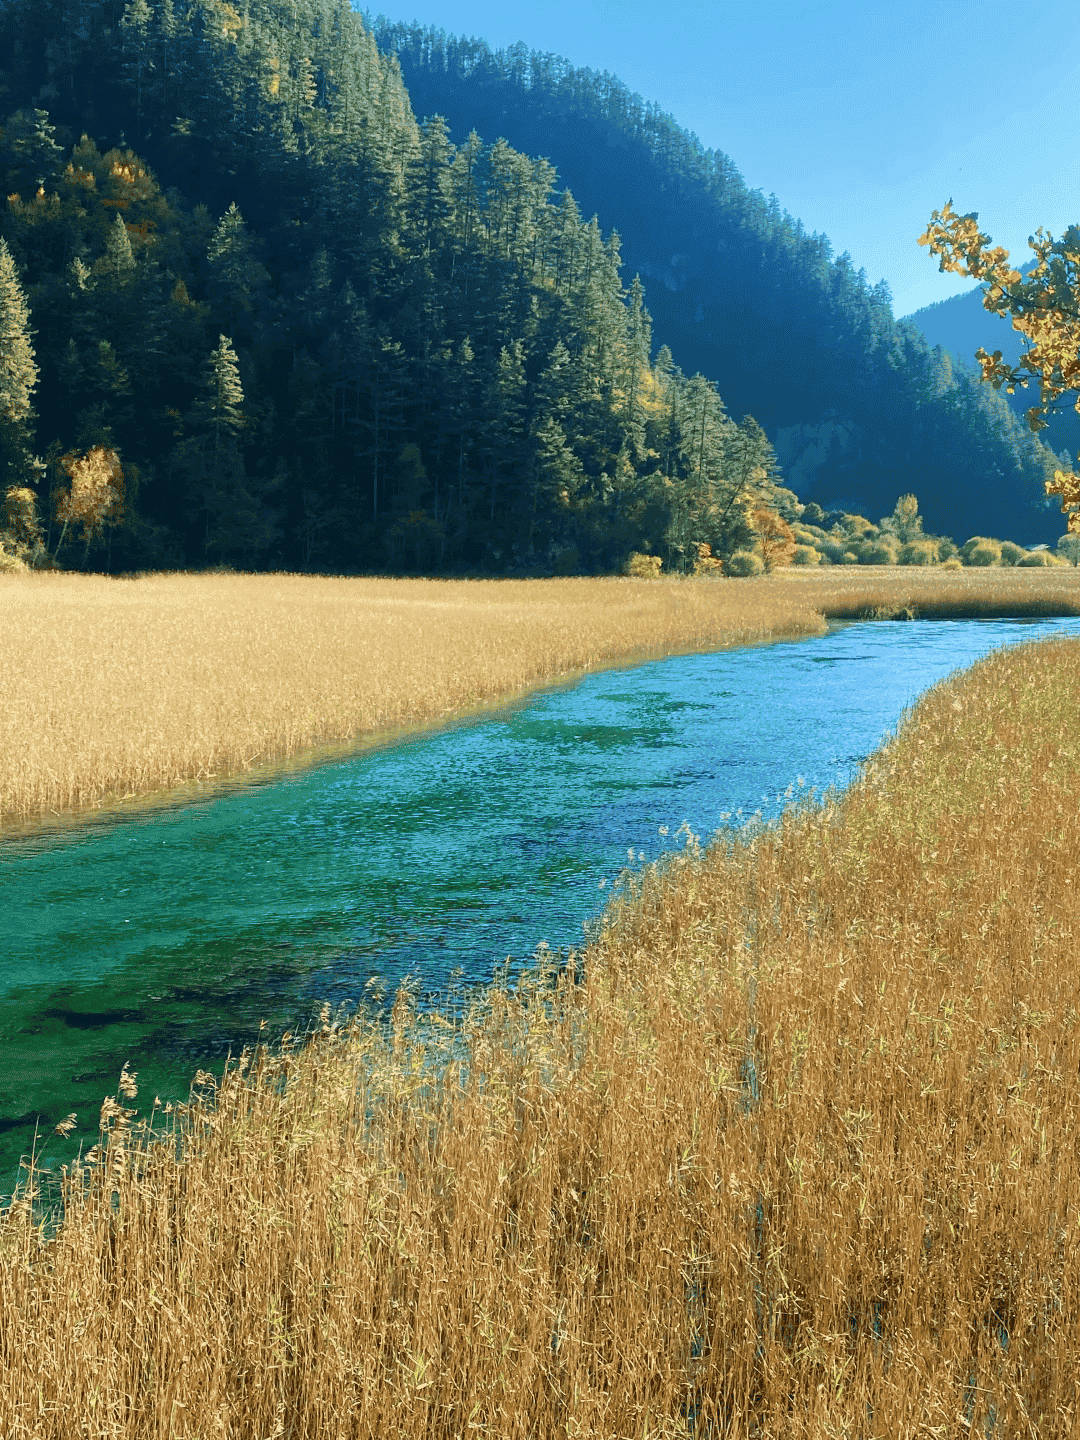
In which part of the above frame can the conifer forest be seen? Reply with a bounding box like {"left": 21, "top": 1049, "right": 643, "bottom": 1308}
{"left": 0, "top": 0, "right": 1067, "bottom": 576}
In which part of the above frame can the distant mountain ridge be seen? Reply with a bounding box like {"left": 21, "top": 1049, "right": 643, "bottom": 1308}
{"left": 902, "top": 260, "right": 1080, "bottom": 470}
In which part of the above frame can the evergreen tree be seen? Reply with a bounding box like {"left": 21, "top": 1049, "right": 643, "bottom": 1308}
{"left": 0, "top": 235, "right": 40, "bottom": 503}
{"left": 101, "top": 211, "right": 135, "bottom": 284}
{"left": 0, "top": 237, "right": 38, "bottom": 426}
{"left": 443, "top": 333, "right": 476, "bottom": 544}
{"left": 479, "top": 339, "right": 526, "bottom": 541}
{"left": 174, "top": 333, "right": 281, "bottom": 563}
{"left": 621, "top": 274, "right": 652, "bottom": 455}
{"left": 206, "top": 202, "right": 270, "bottom": 343}
{"left": 119, "top": 0, "right": 153, "bottom": 140}
{"left": 403, "top": 114, "right": 454, "bottom": 261}
{"left": 0, "top": 109, "right": 64, "bottom": 198}
{"left": 522, "top": 414, "right": 584, "bottom": 559}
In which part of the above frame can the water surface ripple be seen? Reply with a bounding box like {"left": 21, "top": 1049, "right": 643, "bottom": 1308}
{"left": 4, "top": 614, "right": 1080, "bottom": 1204}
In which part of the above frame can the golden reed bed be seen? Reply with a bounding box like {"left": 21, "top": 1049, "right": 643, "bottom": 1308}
{"left": 0, "top": 565, "right": 1076, "bottom": 835}
{"left": 2, "top": 624, "right": 1079, "bottom": 1436}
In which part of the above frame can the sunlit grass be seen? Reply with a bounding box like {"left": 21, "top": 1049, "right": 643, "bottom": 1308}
{"left": 0, "top": 565, "right": 1077, "bottom": 835}
{"left": 3, "top": 627, "right": 1079, "bottom": 1435}
{"left": 0, "top": 570, "right": 831, "bottom": 833}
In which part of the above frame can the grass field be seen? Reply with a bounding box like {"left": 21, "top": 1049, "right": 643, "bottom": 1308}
{"left": 0, "top": 569, "right": 828, "bottom": 835}
{"left": 0, "top": 565, "right": 1077, "bottom": 835}
{"left": 2, "top": 569, "right": 1080, "bottom": 1436}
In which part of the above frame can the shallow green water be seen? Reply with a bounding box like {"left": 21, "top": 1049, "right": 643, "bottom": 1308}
{"left": 3, "top": 615, "right": 1079, "bottom": 1217}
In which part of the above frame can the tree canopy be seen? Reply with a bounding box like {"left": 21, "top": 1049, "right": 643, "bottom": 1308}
{"left": 919, "top": 201, "right": 1080, "bottom": 533}
{"left": 0, "top": 0, "right": 1069, "bottom": 573}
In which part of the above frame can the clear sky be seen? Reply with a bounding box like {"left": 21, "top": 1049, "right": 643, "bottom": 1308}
{"left": 361, "top": 0, "right": 1080, "bottom": 319}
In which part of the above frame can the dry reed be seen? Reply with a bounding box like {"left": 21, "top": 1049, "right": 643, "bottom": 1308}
{"left": 0, "top": 566, "right": 1077, "bottom": 836}
{"left": 2, "top": 629, "right": 1079, "bottom": 1437}
{"left": 0, "top": 570, "right": 827, "bottom": 833}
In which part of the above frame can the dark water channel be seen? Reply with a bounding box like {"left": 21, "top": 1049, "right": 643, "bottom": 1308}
{"left": 4, "top": 615, "right": 1080, "bottom": 1220}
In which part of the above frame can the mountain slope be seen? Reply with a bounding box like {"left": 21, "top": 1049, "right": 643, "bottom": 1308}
{"left": 0, "top": 0, "right": 1068, "bottom": 573}
{"left": 903, "top": 261, "right": 1080, "bottom": 471}
{"left": 369, "top": 16, "right": 1068, "bottom": 545}
{"left": 0, "top": 0, "right": 802, "bottom": 576}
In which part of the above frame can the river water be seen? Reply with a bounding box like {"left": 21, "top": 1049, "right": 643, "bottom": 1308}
{"left": 3, "top": 614, "right": 1080, "bottom": 1213}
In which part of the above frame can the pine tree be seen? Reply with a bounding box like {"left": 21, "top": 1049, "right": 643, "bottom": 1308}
{"left": 119, "top": 0, "right": 153, "bottom": 140}
{"left": 523, "top": 415, "right": 584, "bottom": 559}
{"left": 0, "top": 109, "right": 64, "bottom": 198}
{"left": 195, "top": 333, "right": 245, "bottom": 451}
{"left": 443, "top": 334, "right": 476, "bottom": 544}
{"left": 335, "top": 305, "right": 412, "bottom": 526}
{"left": 552, "top": 189, "right": 582, "bottom": 297}
{"left": 0, "top": 237, "right": 38, "bottom": 425}
{"left": 207, "top": 203, "right": 270, "bottom": 342}
{"left": 0, "top": 236, "right": 40, "bottom": 506}
{"left": 448, "top": 129, "right": 483, "bottom": 318}
{"left": 621, "top": 275, "right": 652, "bottom": 454}
{"left": 101, "top": 212, "right": 136, "bottom": 285}
{"left": 526, "top": 156, "right": 559, "bottom": 282}
{"left": 480, "top": 340, "right": 526, "bottom": 535}
{"left": 403, "top": 114, "right": 454, "bottom": 261}
{"left": 176, "top": 334, "right": 254, "bottom": 560}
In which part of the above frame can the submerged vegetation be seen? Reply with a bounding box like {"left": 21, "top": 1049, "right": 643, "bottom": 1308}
{"left": 3, "top": 629, "right": 1079, "bottom": 1436}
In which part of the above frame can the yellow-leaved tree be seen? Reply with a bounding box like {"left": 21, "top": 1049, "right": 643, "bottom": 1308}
{"left": 52, "top": 445, "right": 124, "bottom": 561}
{"left": 918, "top": 202, "right": 1080, "bottom": 531}
{"left": 752, "top": 506, "right": 796, "bottom": 572}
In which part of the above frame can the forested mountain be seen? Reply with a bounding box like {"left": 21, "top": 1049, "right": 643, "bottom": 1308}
{"left": 367, "top": 17, "right": 1068, "bottom": 547}
{"left": 0, "top": 0, "right": 1066, "bottom": 579}
{"left": 904, "top": 262, "right": 1080, "bottom": 473}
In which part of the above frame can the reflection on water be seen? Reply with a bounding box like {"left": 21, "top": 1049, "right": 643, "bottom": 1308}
{"left": 3, "top": 615, "right": 1080, "bottom": 1211}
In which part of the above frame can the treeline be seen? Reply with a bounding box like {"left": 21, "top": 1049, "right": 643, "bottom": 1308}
{"left": 0, "top": 0, "right": 798, "bottom": 576}
{"left": 367, "top": 16, "right": 1069, "bottom": 547}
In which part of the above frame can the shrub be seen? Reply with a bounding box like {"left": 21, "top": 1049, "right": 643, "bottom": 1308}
{"left": 725, "top": 549, "right": 764, "bottom": 577}
{"left": 843, "top": 515, "right": 878, "bottom": 540}
{"left": 693, "top": 543, "right": 723, "bottom": 576}
{"left": 839, "top": 550, "right": 860, "bottom": 565}
{"left": 898, "top": 538, "right": 939, "bottom": 566}
{"left": 790, "top": 544, "right": 820, "bottom": 566}
{"left": 941, "top": 557, "right": 964, "bottom": 570}
{"left": 959, "top": 537, "right": 1001, "bottom": 566}
{"left": 999, "top": 541, "right": 1027, "bottom": 566}
{"left": 858, "top": 539, "right": 898, "bottom": 565}
{"left": 1017, "top": 549, "right": 1054, "bottom": 566}
{"left": 624, "top": 552, "right": 663, "bottom": 578}
{"left": 964, "top": 542, "right": 1001, "bottom": 567}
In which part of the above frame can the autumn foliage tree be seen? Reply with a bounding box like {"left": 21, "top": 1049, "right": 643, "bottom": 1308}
{"left": 52, "top": 445, "right": 124, "bottom": 561}
{"left": 752, "top": 506, "right": 796, "bottom": 572}
{"left": 918, "top": 202, "right": 1080, "bottom": 532}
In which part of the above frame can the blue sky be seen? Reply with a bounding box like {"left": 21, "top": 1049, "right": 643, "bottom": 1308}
{"left": 362, "top": 0, "right": 1080, "bottom": 319}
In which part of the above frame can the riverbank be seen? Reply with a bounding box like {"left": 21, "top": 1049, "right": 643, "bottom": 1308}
{"left": 2, "top": 629, "right": 1078, "bottom": 1437}
{"left": 0, "top": 570, "right": 831, "bottom": 837}
{"left": 0, "top": 566, "right": 1077, "bottom": 838}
